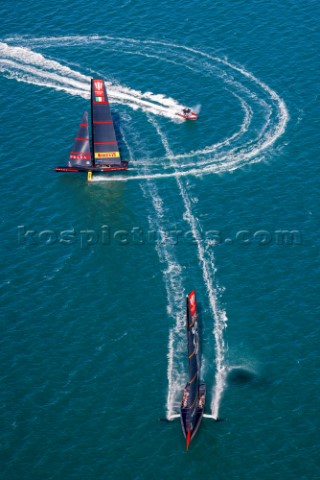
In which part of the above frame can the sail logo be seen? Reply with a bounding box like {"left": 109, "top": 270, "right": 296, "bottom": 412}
{"left": 70, "top": 153, "right": 91, "bottom": 160}
{"left": 94, "top": 80, "right": 103, "bottom": 91}
{"left": 94, "top": 80, "right": 105, "bottom": 101}
{"left": 95, "top": 152, "right": 120, "bottom": 158}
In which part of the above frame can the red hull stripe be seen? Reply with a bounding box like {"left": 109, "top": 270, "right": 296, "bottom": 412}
{"left": 76, "top": 137, "right": 89, "bottom": 141}
{"left": 93, "top": 101, "right": 109, "bottom": 105}
{"left": 55, "top": 168, "right": 80, "bottom": 172}
{"left": 93, "top": 121, "right": 113, "bottom": 124}
{"left": 80, "top": 123, "right": 89, "bottom": 127}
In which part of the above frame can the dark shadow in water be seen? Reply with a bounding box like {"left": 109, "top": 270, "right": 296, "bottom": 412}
{"left": 227, "top": 367, "right": 258, "bottom": 386}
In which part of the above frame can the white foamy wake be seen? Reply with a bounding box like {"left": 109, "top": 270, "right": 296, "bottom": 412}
{"left": 1, "top": 35, "right": 290, "bottom": 420}
{"left": 1, "top": 36, "right": 288, "bottom": 179}
{"left": 83, "top": 36, "right": 287, "bottom": 178}
{"left": 147, "top": 115, "right": 228, "bottom": 419}
{"left": 141, "top": 181, "right": 186, "bottom": 420}
{"left": 81, "top": 35, "right": 288, "bottom": 172}
{"left": 119, "top": 121, "right": 186, "bottom": 420}
{"left": 0, "top": 41, "right": 183, "bottom": 119}
{"left": 179, "top": 187, "right": 228, "bottom": 420}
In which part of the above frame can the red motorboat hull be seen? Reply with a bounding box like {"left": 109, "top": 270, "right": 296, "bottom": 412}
{"left": 177, "top": 112, "right": 198, "bottom": 120}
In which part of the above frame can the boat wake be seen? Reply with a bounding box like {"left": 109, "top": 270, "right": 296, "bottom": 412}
{"left": 147, "top": 115, "right": 228, "bottom": 419}
{"left": 142, "top": 180, "right": 186, "bottom": 420}
{"left": 1, "top": 35, "right": 289, "bottom": 179}
{"left": 0, "top": 34, "right": 289, "bottom": 422}
{"left": 0, "top": 41, "right": 182, "bottom": 120}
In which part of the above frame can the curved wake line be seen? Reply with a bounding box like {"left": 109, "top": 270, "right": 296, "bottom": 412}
{"left": 0, "top": 41, "right": 183, "bottom": 120}
{"left": 25, "top": 34, "right": 289, "bottom": 140}
{"left": 1, "top": 33, "right": 290, "bottom": 423}
{"left": 89, "top": 37, "right": 288, "bottom": 178}
{"left": 1, "top": 36, "right": 289, "bottom": 180}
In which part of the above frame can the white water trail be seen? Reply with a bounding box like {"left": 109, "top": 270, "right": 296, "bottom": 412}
{"left": 1, "top": 37, "right": 289, "bottom": 181}
{"left": 0, "top": 42, "right": 183, "bottom": 119}
{"left": 140, "top": 181, "right": 186, "bottom": 420}
{"left": 92, "top": 155, "right": 264, "bottom": 181}
{"left": 2, "top": 35, "right": 290, "bottom": 417}
{"left": 120, "top": 122, "right": 186, "bottom": 420}
{"left": 148, "top": 115, "right": 228, "bottom": 419}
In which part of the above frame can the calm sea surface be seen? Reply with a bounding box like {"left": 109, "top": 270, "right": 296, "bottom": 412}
{"left": 1, "top": 1, "right": 319, "bottom": 479}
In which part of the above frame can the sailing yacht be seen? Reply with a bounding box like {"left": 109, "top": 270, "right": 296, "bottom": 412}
{"left": 180, "top": 290, "right": 206, "bottom": 450}
{"left": 55, "top": 79, "right": 128, "bottom": 173}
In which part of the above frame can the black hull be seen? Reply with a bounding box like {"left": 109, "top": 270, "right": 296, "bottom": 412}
{"left": 180, "top": 383, "right": 206, "bottom": 443}
{"left": 55, "top": 161, "right": 128, "bottom": 173}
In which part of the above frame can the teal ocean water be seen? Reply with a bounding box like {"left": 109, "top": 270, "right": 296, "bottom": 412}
{"left": 1, "top": 1, "right": 319, "bottom": 479}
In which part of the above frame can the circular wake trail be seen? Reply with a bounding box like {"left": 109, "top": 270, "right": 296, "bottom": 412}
{"left": 1, "top": 34, "right": 290, "bottom": 421}
{"left": 1, "top": 35, "right": 289, "bottom": 179}
{"left": 90, "top": 35, "right": 288, "bottom": 172}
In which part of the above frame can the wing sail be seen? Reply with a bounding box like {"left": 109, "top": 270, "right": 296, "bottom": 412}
{"left": 68, "top": 111, "right": 92, "bottom": 168}
{"left": 91, "top": 79, "right": 121, "bottom": 166}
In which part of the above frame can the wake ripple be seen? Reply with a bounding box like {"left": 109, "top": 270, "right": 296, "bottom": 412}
{"left": 119, "top": 120, "right": 186, "bottom": 420}
{"left": 0, "top": 41, "right": 182, "bottom": 120}
{"left": 1, "top": 35, "right": 289, "bottom": 179}
{"left": 148, "top": 116, "right": 228, "bottom": 419}
{"left": 1, "top": 34, "right": 289, "bottom": 422}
